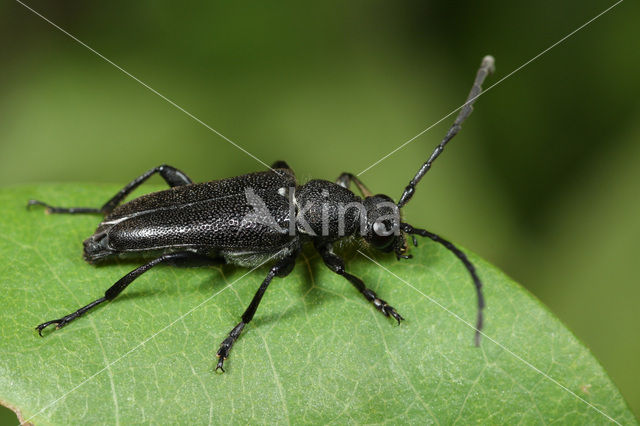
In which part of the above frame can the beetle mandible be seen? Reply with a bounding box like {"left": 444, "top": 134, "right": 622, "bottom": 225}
{"left": 29, "top": 56, "right": 494, "bottom": 372}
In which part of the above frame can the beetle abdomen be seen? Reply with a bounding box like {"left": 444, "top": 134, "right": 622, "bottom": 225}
{"left": 83, "top": 231, "right": 113, "bottom": 263}
{"left": 83, "top": 169, "right": 297, "bottom": 263}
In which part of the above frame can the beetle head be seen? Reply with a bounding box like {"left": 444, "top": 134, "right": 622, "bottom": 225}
{"left": 362, "top": 194, "right": 411, "bottom": 259}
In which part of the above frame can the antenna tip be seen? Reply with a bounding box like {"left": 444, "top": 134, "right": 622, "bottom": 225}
{"left": 481, "top": 55, "right": 496, "bottom": 73}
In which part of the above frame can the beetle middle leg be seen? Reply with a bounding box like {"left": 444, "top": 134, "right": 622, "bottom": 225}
{"left": 27, "top": 164, "right": 192, "bottom": 215}
{"left": 316, "top": 242, "right": 403, "bottom": 323}
{"left": 35, "top": 251, "right": 214, "bottom": 336}
{"left": 215, "top": 250, "right": 298, "bottom": 372}
{"left": 335, "top": 173, "right": 372, "bottom": 197}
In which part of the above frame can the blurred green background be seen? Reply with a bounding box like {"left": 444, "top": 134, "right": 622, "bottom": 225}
{"left": 1, "top": 0, "right": 638, "bottom": 422}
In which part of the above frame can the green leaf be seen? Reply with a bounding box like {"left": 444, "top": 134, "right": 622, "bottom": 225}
{"left": 0, "top": 184, "right": 635, "bottom": 424}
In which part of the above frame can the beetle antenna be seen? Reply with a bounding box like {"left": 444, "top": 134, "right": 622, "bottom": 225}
{"left": 397, "top": 55, "right": 495, "bottom": 208}
{"left": 401, "top": 223, "right": 484, "bottom": 345}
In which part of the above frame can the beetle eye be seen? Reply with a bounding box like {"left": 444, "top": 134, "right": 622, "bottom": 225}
{"left": 367, "top": 220, "right": 395, "bottom": 251}
{"left": 373, "top": 221, "right": 388, "bottom": 236}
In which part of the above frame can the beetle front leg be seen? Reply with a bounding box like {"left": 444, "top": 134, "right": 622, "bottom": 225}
{"left": 316, "top": 243, "right": 404, "bottom": 324}
{"left": 27, "top": 164, "right": 193, "bottom": 215}
{"left": 215, "top": 251, "right": 298, "bottom": 372}
{"left": 335, "top": 172, "right": 372, "bottom": 198}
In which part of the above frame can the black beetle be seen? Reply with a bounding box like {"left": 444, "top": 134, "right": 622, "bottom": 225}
{"left": 29, "top": 56, "right": 494, "bottom": 372}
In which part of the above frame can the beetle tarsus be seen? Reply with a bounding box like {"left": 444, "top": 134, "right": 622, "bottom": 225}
{"left": 36, "top": 320, "right": 59, "bottom": 336}
{"left": 215, "top": 352, "right": 228, "bottom": 373}
{"left": 374, "top": 298, "right": 404, "bottom": 325}
{"left": 27, "top": 199, "right": 101, "bottom": 214}
{"left": 27, "top": 199, "right": 53, "bottom": 213}
{"left": 35, "top": 296, "right": 108, "bottom": 337}
{"left": 214, "top": 321, "right": 245, "bottom": 373}
{"left": 36, "top": 316, "right": 74, "bottom": 335}
{"left": 396, "top": 253, "right": 412, "bottom": 260}
{"left": 384, "top": 304, "right": 404, "bottom": 325}
{"left": 36, "top": 314, "right": 75, "bottom": 336}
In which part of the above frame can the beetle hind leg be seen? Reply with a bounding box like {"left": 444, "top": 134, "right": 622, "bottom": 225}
{"left": 36, "top": 297, "right": 108, "bottom": 336}
{"left": 27, "top": 164, "right": 192, "bottom": 215}
{"left": 36, "top": 251, "right": 213, "bottom": 336}
{"left": 27, "top": 199, "right": 102, "bottom": 214}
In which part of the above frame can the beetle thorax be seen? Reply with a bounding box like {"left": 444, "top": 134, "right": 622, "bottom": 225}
{"left": 294, "top": 180, "right": 363, "bottom": 239}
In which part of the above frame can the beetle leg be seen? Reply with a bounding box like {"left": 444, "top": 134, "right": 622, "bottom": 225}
{"left": 36, "top": 297, "right": 108, "bottom": 335}
{"left": 35, "top": 251, "right": 212, "bottom": 336}
{"left": 215, "top": 250, "right": 298, "bottom": 373}
{"left": 335, "top": 173, "right": 373, "bottom": 198}
{"left": 270, "top": 160, "right": 292, "bottom": 171}
{"left": 316, "top": 243, "right": 404, "bottom": 324}
{"left": 27, "top": 164, "right": 192, "bottom": 215}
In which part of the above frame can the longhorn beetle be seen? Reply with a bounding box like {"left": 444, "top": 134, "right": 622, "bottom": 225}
{"left": 29, "top": 56, "right": 494, "bottom": 372}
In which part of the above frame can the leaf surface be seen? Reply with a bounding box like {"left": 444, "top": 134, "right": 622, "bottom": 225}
{"left": 0, "top": 185, "right": 635, "bottom": 424}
